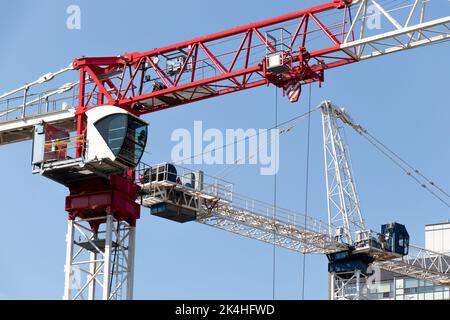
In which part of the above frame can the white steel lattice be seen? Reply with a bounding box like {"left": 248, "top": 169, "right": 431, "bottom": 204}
{"left": 63, "top": 215, "right": 136, "bottom": 300}
{"left": 140, "top": 179, "right": 347, "bottom": 255}
{"left": 198, "top": 200, "right": 347, "bottom": 255}
{"left": 321, "top": 101, "right": 366, "bottom": 244}
{"left": 331, "top": 271, "right": 369, "bottom": 300}
{"left": 343, "top": 0, "right": 450, "bottom": 60}
{"left": 375, "top": 244, "right": 450, "bottom": 285}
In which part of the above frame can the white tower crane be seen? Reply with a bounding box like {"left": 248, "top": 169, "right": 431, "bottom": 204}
{"left": 321, "top": 101, "right": 366, "bottom": 244}
{"left": 319, "top": 101, "right": 450, "bottom": 300}
{"left": 131, "top": 102, "right": 450, "bottom": 301}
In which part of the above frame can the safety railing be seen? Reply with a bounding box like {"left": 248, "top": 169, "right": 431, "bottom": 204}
{"left": 135, "top": 162, "right": 334, "bottom": 239}
{"left": 136, "top": 162, "right": 344, "bottom": 253}
{"left": 265, "top": 28, "right": 292, "bottom": 54}
{"left": 352, "top": 229, "right": 385, "bottom": 249}
{"left": 34, "top": 135, "right": 87, "bottom": 170}
{"left": 402, "top": 245, "right": 450, "bottom": 275}
{"left": 224, "top": 192, "right": 332, "bottom": 239}
{"left": 374, "top": 245, "right": 450, "bottom": 285}
{"left": 0, "top": 88, "right": 78, "bottom": 123}
{"left": 199, "top": 190, "right": 344, "bottom": 254}
{"left": 135, "top": 162, "right": 234, "bottom": 202}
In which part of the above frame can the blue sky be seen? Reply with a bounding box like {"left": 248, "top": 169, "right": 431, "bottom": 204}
{"left": 0, "top": 0, "right": 449, "bottom": 300}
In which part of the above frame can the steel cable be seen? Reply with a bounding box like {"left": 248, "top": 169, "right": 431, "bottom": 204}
{"left": 359, "top": 132, "right": 450, "bottom": 208}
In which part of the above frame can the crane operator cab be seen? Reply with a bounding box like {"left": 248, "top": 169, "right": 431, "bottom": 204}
{"left": 381, "top": 223, "right": 409, "bottom": 256}
{"left": 32, "top": 106, "right": 148, "bottom": 187}
{"left": 85, "top": 106, "right": 148, "bottom": 168}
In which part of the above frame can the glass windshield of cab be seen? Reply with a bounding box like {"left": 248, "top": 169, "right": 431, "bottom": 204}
{"left": 119, "top": 116, "right": 147, "bottom": 166}
{"left": 95, "top": 114, "right": 147, "bottom": 167}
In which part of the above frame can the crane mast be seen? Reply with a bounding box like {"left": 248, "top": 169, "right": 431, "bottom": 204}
{"left": 0, "top": 0, "right": 448, "bottom": 300}
{"left": 319, "top": 101, "right": 450, "bottom": 300}
{"left": 63, "top": 215, "right": 136, "bottom": 300}
{"left": 321, "top": 101, "right": 366, "bottom": 244}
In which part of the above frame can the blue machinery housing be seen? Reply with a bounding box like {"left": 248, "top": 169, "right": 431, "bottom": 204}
{"left": 327, "top": 223, "right": 410, "bottom": 276}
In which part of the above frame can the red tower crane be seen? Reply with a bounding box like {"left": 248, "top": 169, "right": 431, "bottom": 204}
{"left": 0, "top": 0, "right": 449, "bottom": 300}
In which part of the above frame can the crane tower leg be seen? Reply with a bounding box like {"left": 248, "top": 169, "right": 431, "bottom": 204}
{"left": 127, "top": 226, "right": 136, "bottom": 300}
{"left": 330, "top": 270, "right": 368, "bottom": 300}
{"left": 62, "top": 175, "right": 140, "bottom": 300}
{"left": 63, "top": 215, "right": 136, "bottom": 300}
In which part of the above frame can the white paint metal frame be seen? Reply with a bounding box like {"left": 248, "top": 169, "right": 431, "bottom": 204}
{"left": 198, "top": 202, "right": 347, "bottom": 254}
{"left": 0, "top": 65, "right": 77, "bottom": 145}
{"left": 343, "top": 0, "right": 450, "bottom": 60}
{"left": 331, "top": 243, "right": 450, "bottom": 300}
{"left": 63, "top": 215, "right": 136, "bottom": 300}
{"left": 139, "top": 176, "right": 346, "bottom": 254}
{"left": 139, "top": 156, "right": 450, "bottom": 301}
{"left": 0, "top": 65, "right": 73, "bottom": 101}
{"left": 321, "top": 101, "right": 366, "bottom": 244}
{"left": 375, "top": 244, "right": 450, "bottom": 285}
{"left": 0, "top": 108, "right": 75, "bottom": 145}
{"left": 331, "top": 270, "right": 368, "bottom": 300}
{"left": 322, "top": 100, "right": 450, "bottom": 299}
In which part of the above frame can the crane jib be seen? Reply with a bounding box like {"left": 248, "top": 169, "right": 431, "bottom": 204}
{"left": 0, "top": 0, "right": 448, "bottom": 300}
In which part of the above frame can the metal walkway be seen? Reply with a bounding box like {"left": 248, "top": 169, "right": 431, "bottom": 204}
{"left": 137, "top": 163, "right": 450, "bottom": 286}
{"left": 0, "top": 108, "right": 76, "bottom": 145}
{"left": 0, "top": 66, "right": 77, "bottom": 145}
{"left": 375, "top": 245, "right": 450, "bottom": 285}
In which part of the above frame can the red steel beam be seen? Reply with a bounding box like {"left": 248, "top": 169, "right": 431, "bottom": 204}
{"left": 72, "top": 0, "right": 356, "bottom": 115}
{"left": 121, "top": 0, "right": 350, "bottom": 62}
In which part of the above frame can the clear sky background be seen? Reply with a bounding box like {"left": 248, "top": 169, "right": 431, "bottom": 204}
{"left": 0, "top": 0, "right": 449, "bottom": 300}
